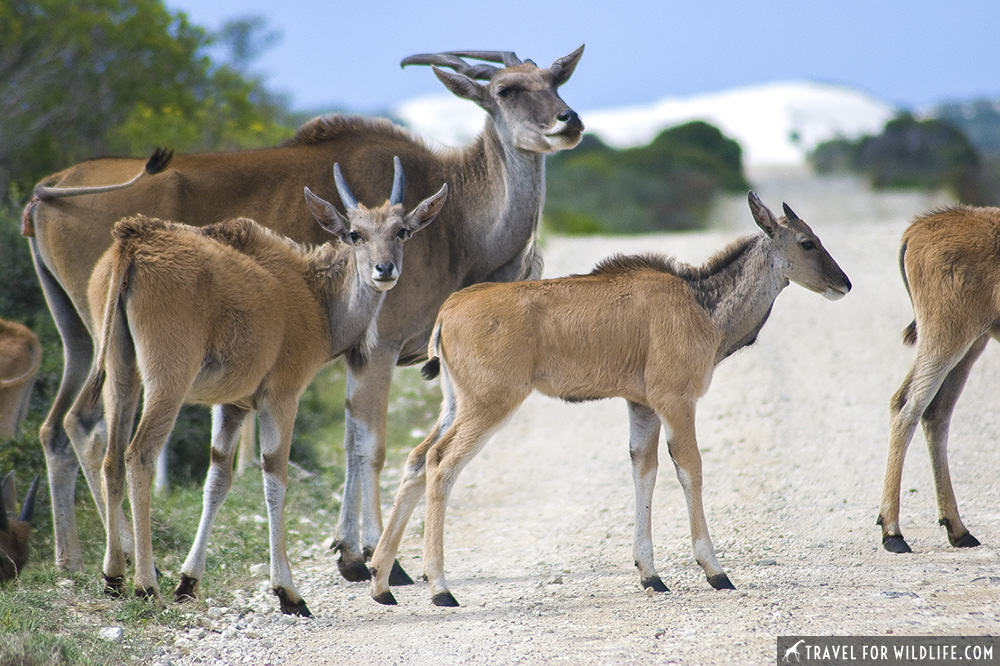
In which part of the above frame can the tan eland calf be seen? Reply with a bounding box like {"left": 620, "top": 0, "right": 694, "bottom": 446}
{"left": 78, "top": 159, "right": 446, "bottom": 615}
{"left": 369, "top": 192, "right": 851, "bottom": 606}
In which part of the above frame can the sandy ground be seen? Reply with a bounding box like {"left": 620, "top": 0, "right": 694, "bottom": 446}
{"left": 156, "top": 172, "right": 1000, "bottom": 665}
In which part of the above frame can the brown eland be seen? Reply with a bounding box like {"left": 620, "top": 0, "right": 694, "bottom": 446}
{"left": 368, "top": 192, "right": 851, "bottom": 606}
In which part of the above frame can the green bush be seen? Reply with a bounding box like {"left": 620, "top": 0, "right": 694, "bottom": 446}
{"left": 545, "top": 121, "right": 749, "bottom": 234}
{"left": 810, "top": 112, "right": 987, "bottom": 203}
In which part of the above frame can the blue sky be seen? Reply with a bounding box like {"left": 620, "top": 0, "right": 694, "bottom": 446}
{"left": 165, "top": 0, "right": 999, "bottom": 114}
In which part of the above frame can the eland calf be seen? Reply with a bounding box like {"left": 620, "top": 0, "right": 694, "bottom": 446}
{"left": 78, "top": 159, "right": 446, "bottom": 615}
{"left": 369, "top": 192, "right": 851, "bottom": 606}
{"left": 879, "top": 205, "right": 1000, "bottom": 553}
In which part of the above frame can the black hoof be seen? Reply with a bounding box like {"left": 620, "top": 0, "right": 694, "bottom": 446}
{"left": 372, "top": 590, "right": 398, "bottom": 606}
{"left": 173, "top": 574, "right": 199, "bottom": 602}
{"left": 103, "top": 574, "right": 126, "bottom": 598}
{"left": 389, "top": 560, "right": 415, "bottom": 586}
{"left": 431, "top": 591, "right": 460, "bottom": 607}
{"left": 274, "top": 588, "right": 313, "bottom": 617}
{"left": 337, "top": 556, "right": 372, "bottom": 582}
{"left": 882, "top": 535, "right": 912, "bottom": 553}
{"left": 950, "top": 532, "right": 981, "bottom": 549}
{"left": 641, "top": 576, "right": 669, "bottom": 593}
{"left": 135, "top": 586, "right": 157, "bottom": 601}
{"left": 707, "top": 573, "right": 735, "bottom": 590}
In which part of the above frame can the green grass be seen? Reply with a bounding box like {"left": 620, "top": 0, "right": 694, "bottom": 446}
{"left": 0, "top": 362, "right": 440, "bottom": 665}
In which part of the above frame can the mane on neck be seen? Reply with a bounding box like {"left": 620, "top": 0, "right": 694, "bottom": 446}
{"left": 589, "top": 235, "right": 761, "bottom": 281}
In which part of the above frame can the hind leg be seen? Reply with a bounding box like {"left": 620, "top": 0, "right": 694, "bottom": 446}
{"left": 922, "top": 335, "right": 988, "bottom": 548}
{"left": 32, "top": 241, "right": 96, "bottom": 571}
{"left": 125, "top": 395, "right": 184, "bottom": 604}
{"left": 879, "top": 342, "right": 971, "bottom": 552}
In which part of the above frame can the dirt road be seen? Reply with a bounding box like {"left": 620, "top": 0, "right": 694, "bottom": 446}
{"left": 159, "top": 175, "right": 1000, "bottom": 664}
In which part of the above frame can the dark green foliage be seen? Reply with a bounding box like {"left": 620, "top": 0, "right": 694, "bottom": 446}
{"left": 810, "top": 112, "right": 990, "bottom": 203}
{"left": 0, "top": 0, "right": 302, "bottom": 200}
{"left": 545, "top": 121, "right": 749, "bottom": 234}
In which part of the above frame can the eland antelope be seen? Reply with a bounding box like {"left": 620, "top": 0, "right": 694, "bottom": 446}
{"left": 369, "top": 192, "right": 851, "bottom": 606}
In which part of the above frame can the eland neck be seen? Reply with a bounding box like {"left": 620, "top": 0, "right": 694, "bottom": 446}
{"left": 311, "top": 249, "right": 386, "bottom": 365}
{"left": 684, "top": 234, "right": 789, "bottom": 364}
{"left": 456, "top": 120, "right": 545, "bottom": 272}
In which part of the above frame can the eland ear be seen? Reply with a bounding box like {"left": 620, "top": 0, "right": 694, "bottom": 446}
{"left": 404, "top": 184, "right": 448, "bottom": 235}
{"left": 304, "top": 187, "right": 350, "bottom": 239}
{"left": 433, "top": 67, "right": 488, "bottom": 106}
{"left": 748, "top": 191, "right": 781, "bottom": 238}
{"left": 782, "top": 202, "right": 801, "bottom": 222}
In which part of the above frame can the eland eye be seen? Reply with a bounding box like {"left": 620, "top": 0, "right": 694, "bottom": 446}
{"left": 347, "top": 230, "right": 362, "bottom": 244}
{"left": 496, "top": 86, "right": 516, "bottom": 99}
{"left": 800, "top": 240, "right": 817, "bottom": 251}
{"left": 396, "top": 228, "right": 411, "bottom": 241}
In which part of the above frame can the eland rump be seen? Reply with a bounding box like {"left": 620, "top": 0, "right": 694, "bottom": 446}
{"left": 369, "top": 193, "right": 851, "bottom": 606}
{"left": 879, "top": 205, "right": 1000, "bottom": 553}
{"left": 78, "top": 159, "right": 445, "bottom": 615}
{"left": 26, "top": 48, "right": 584, "bottom": 581}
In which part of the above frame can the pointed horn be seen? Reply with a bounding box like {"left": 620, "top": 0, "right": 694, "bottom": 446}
{"left": 390, "top": 156, "right": 405, "bottom": 207}
{"left": 443, "top": 50, "right": 522, "bottom": 67}
{"left": 19, "top": 475, "right": 39, "bottom": 524}
{"left": 332, "top": 163, "right": 358, "bottom": 210}
{"left": 400, "top": 53, "right": 500, "bottom": 80}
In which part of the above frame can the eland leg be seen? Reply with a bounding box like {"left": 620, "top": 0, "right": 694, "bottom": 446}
{"left": 922, "top": 334, "right": 988, "bottom": 548}
{"left": 258, "top": 401, "right": 311, "bottom": 616}
{"left": 125, "top": 395, "right": 184, "bottom": 605}
{"left": 32, "top": 240, "right": 95, "bottom": 571}
{"left": 370, "top": 367, "right": 459, "bottom": 605}
{"left": 421, "top": 391, "right": 524, "bottom": 607}
{"left": 654, "top": 397, "right": 733, "bottom": 590}
{"left": 335, "top": 345, "right": 411, "bottom": 584}
{"left": 627, "top": 401, "right": 668, "bottom": 593}
{"left": 175, "top": 404, "right": 249, "bottom": 602}
{"left": 879, "top": 342, "right": 972, "bottom": 552}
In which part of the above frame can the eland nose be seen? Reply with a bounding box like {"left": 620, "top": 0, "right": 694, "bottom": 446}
{"left": 374, "top": 262, "right": 397, "bottom": 280}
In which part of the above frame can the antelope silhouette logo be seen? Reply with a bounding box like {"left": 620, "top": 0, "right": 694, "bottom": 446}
{"left": 783, "top": 639, "right": 806, "bottom": 662}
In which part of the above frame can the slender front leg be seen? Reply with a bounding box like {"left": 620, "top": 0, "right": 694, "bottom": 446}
{"left": 369, "top": 428, "right": 437, "bottom": 605}
{"left": 654, "top": 398, "right": 733, "bottom": 590}
{"left": 335, "top": 345, "right": 411, "bottom": 583}
{"left": 626, "top": 401, "right": 667, "bottom": 592}
{"left": 175, "top": 404, "right": 249, "bottom": 602}
{"left": 371, "top": 354, "right": 460, "bottom": 605}
{"left": 921, "top": 335, "right": 987, "bottom": 548}
{"left": 258, "top": 402, "right": 311, "bottom": 617}
{"left": 879, "top": 345, "right": 963, "bottom": 552}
